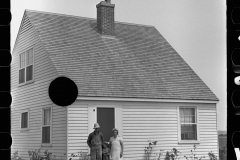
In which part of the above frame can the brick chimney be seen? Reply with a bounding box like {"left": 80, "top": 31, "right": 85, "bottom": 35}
{"left": 96, "top": 0, "right": 115, "bottom": 36}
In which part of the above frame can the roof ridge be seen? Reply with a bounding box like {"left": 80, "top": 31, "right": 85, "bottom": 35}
{"left": 25, "top": 9, "right": 154, "bottom": 28}
{"left": 25, "top": 9, "right": 96, "bottom": 21}
{"left": 115, "top": 21, "right": 154, "bottom": 28}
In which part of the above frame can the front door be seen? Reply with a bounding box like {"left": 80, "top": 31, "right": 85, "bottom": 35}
{"left": 97, "top": 108, "right": 115, "bottom": 143}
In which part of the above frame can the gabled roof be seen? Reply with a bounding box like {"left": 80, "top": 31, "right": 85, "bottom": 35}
{"left": 17, "top": 10, "right": 218, "bottom": 101}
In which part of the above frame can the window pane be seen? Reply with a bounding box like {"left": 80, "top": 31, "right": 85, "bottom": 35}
{"left": 26, "top": 65, "right": 33, "bottom": 81}
{"left": 180, "top": 108, "right": 194, "bottom": 116}
{"left": 180, "top": 117, "right": 184, "bottom": 123}
{"left": 29, "top": 49, "right": 33, "bottom": 65}
{"left": 26, "top": 51, "right": 29, "bottom": 65}
{"left": 190, "top": 115, "right": 195, "bottom": 123}
{"left": 21, "top": 53, "right": 25, "bottom": 68}
{"left": 42, "top": 126, "right": 50, "bottom": 143}
{"left": 21, "top": 112, "right": 28, "bottom": 128}
{"left": 183, "top": 116, "right": 195, "bottom": 123}
{"left": 180, "top": 108, "right": 184, "bottom": 115}
{"left": 19, "top": 54, "right": 22, "bottom": 68}
{"left": 26, "top": 49, "right": 33, "bottom": 66}
{"left": 181, "top": 124, "right": 197, "bottom": 140}
{"left": 185, "top": 108, "right": 195, "bottom": 116}
{"left": 180, "top": 108, "right": 195, "bottom": 123}
{"left": 20, "top": 54, "right": 22, "bottom": 68}
{"left": 44, "top": 108, "right": 51, "bottom": 125}
{"left": 19, "top": 68, "right": 25, "bottom": 84}
{"left": 20, "top": 54, "right": 24, "bottom": 68}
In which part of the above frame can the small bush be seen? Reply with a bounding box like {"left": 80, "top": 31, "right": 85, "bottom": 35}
{"left": 164, "top": 148, "right": 181, "bottom": 160}
{"left": 165, "top": 151, "right": 170, "bottom": 160}
{"left": 144, "top": 140, "right": 160, "bottom": 160}
{"left": 183, "top": 145, "right": 205, "bottom": 160}
{"left": 145, "top": 143, "right": 220, "bottom": 160}
{"left": 28, "top": 148, "right": 56, "bottom": 160}
{"left": 69, "top": 151, "right": 90, "bottom": 160}
{"left": 11, "top": 151, "right": 23, "bottom": 160}
{"left": 208, "top": 151, "right": 218, "bottom": 160}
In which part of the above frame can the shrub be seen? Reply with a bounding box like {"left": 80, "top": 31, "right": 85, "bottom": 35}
{"left": 183, "top": 145, "right": 205, "bottom": 160}
{"left": 11, "top": 151, "right": 23, "bottom": 160}
{"left": 208, "top": 151, "right": 218, "bottom": 160}
{"left": 145, "top": 144, "right": 220, "bottom": 160}
{"left": 69, "top": 151, "right": 90, "bottom": 160}
{"left": 144, "top": 140, "right": 158, "bottom": 160}
{"left": 156, "top": 149, "right": 165, "bottom": 160}
{"left": 165, "top": 151, "right": 170, "bottom": 160}
{"left": 164, "top": 148, "right": 181, "bottom": 160}
{"left": 28, "top": 148, "right": 56, "bottom": 160}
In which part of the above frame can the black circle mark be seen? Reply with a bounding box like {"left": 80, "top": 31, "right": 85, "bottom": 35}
{"left": 232, "top": 65, "right": 240, "bottom": 74}
{"left": 48, "top": 76, "right": 78, "bottom": 107}
{"left": 232, "top": 8, "right": 240, "bottom": 24}
{"left": 0, "top": 133, "right": 12, "bottom": 149}
{"left": 0, "top": 92, "right": 12, "bottom": 107}
{"left": 0, "top": 50, "right": 11, "bottom": 66}
{"left": 232, "top": 48, "right": 240, "bottom": 66}
{"left": 232, "top": 90, "right": 240, "bottom": 108}
{"left": 232, "top": 131, "right": 240, "bottom": 148}
{"left": 0, "top": 9, "right": 11, "bottom": 26}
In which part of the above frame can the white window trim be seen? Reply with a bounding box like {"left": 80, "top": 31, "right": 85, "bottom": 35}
{"left": 177, "top": 106, "right": 200, "bottom": 144}
{"left": 18, "top": 46, "right": 35, "bottom": 86}
{"left": 20, "top": 109, "right": 29, "bottom": 131}
{"left": 41, "top": 106, "right": 52, "bottom": 147}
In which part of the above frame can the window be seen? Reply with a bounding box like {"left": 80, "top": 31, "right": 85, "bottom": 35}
{"left": 21, "top": 111, "right": 29, "bottom": 129}
{"left": 179, "top": 107, "right": 198, "bottom": 141}
{"left": 42, "top": 108, "right": 51, "bottom": 144}
{"left": 19, "top": 48, "right": 34, "bottom": 84}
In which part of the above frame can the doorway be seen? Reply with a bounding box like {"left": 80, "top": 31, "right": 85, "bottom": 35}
{"left": 97, "top": 108, "right": 115, "bottom": 143}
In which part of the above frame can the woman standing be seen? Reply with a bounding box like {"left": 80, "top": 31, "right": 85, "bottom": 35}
{"left": 109, "top": 128, "right": 124, "bottom": 160}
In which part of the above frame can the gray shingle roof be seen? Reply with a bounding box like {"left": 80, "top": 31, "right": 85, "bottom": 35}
{"left": 24, "top": 10, "right": 218, "bottom": 101}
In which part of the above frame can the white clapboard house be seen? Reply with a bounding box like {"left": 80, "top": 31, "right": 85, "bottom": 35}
{"left": 11, "top": 1, "right": 219, "bottom": 160}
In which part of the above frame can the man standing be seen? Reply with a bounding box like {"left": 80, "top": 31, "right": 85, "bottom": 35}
{"left": 87, "top": 123, "right": 104, "bottom": 160}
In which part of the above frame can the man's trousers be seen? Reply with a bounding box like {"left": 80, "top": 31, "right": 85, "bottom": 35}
{"left": 90, "top": 145, "right": 102, "bottom": 160}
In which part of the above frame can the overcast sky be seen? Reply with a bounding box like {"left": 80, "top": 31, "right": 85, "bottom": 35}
{"left": 11, "top": 0, "right": 226, "bottom": 130}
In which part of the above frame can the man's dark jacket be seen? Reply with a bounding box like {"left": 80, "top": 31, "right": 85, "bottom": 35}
{"left": 87, "top": 131, "right": 104, "bottom": 148}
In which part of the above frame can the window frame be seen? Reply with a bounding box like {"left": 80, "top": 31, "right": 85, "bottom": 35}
{"left": 177, "top": 106, "right": 200, "bottom": 144}
{"left": 18, "top": 46, "right": 35, "bottom": 86}
{"left": 20, "top": 109, "right": 29, "bottom": 131}
{"left": 41, "top": 106, "right": 52, "bottom": 147}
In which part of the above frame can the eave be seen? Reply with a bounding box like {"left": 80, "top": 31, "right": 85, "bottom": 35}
{"left": 76, "top": 96, "right": 218, "bottom": 104}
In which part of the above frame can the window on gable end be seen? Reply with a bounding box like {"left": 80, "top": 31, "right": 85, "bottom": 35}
{"left": 42, "top": 107, "right": 51, "bottom": 144}
{"left": 19, "top": 48, "right": 34, "bottom": 84}
{"left": 21, "top": 111, "right": 29, "bottom": 129}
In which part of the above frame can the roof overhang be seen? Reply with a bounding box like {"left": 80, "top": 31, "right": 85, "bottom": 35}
{"left": 76, "top": 96, "right": 218, "bottom": 104}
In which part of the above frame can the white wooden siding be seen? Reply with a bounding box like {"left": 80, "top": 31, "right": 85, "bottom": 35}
{"left": 197, "top": 106, "right": 218, "bottom": 157}
{"left": 122, "top": 106, "right": 178, "bottom": 160}
{"left": 66, "top": 101, "right": 217, "bottom": 160}
{"left": 115, "top": 107, "right": 123, "bottom": 137}
{"left": 11, "top": 13, "right": 67, "bottom": 160}
{"left": 51, "top": 105, "right": 67, "bottom": 159}
{"left": 122, "top": 104, "right": 218, "bottom": 160}
{"left": 67, "top": 103, "right": 89, "bottom": 160}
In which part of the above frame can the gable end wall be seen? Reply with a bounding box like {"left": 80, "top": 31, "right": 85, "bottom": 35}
{"left": 11, "top": 14, "right": 67, "bottom": 160}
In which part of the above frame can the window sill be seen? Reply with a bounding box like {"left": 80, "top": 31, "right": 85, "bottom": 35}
{"left": 41, "top": 144, "right": 52, "bottom": 148}
{"left": 20, "top": 128, "right": 29, "bottom": 132}
{"left": 178, "top": 140, "right": 200, "bottom": 144}
{"left": 18, "top": 80, "right": 35, "bottom": 87}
